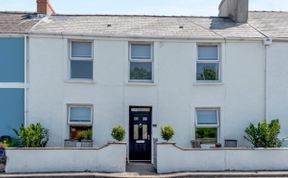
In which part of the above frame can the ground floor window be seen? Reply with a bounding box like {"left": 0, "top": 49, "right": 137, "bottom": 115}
{"left": 68, "top": 105, "right": 93, "bottom": 140}
{"left": 195, "top": 108, "right": 220, "bottom": 144}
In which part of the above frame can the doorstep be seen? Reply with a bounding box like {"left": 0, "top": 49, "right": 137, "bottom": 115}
{"left": 2, "top": 171, "right": 288, "bottom": 178}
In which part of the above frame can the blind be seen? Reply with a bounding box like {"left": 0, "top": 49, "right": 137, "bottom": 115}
{"left": 131, "top": 44, "right": 151, "bottom": 59}
{"left": 198, "top": 46, "right": 218, "bottom": 60}
{"left": 70, "top": 107, "right": 91, "bottom": 122}
{"left": 196, "top": 110, "right": 218, "bottom": 125}
{"left": 71, "top": 41, "right": 92, "bottom": 58}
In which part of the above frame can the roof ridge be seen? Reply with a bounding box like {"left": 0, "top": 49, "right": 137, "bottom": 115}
{"left": 249, "top": 10, "right": 288, "bottom": 13}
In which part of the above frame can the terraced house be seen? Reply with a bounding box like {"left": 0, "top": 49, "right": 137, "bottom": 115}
{"left": 1, "top": 0, "right": 288, "bottom": 164}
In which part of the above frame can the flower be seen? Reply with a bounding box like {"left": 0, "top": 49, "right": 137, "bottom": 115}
{"left": 0, "top": 142, "right": 6, "bottom": 148}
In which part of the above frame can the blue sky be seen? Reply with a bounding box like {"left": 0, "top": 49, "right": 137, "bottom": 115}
{"left": 0, "top": 0, "right": 287, "bottom": 16}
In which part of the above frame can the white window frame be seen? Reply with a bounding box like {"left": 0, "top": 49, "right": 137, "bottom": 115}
{"left": 196, "top": 44, "right": 221, "bottom": 82}
{"left": 129, "top": 42, "right": 154, "bottom": 83}
{"left": 69, "top": 40, "right": 94, "bottom": 80}
{"left": 68, "top": 105, "right": 93, "bottom": 125}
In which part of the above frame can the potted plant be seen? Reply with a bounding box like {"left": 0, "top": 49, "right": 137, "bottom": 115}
{"left": 161, "top": 125, "right": 175, "bottom": 142}
{"left": 111, "top": 126, "right": 125, "bottom": 142}
{"left": 0, "top": 142, "right": 6, "bottom": 173}
{"left": 76, "top": 129, "right": 93, "bottom": 147}
{"left": 64, "top": 129, "right": 93, "bottom": 147}
{"left": 244, "top": 119, "right": 282, "bottom": 148}
{"left": 13, "top": 123, "right": 49, "bottom": 147}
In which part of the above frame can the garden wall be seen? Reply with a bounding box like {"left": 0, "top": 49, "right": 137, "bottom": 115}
{"left": 5, "top": 142, "right": 126, "bottom": 173}
{"left": 157, "top": 143, "right": 288, "bottom": 173}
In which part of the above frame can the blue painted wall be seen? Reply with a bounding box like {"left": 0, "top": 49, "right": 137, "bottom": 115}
{"left": 0, "top": 38, "right": 24, "bottom": 82}
{"left": 0, "top": 89, "right": 24, "bottom": 137}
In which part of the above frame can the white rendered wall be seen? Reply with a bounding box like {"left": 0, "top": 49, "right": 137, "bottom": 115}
{"left": 157, "top": 143, "right": 288, "bottom": 173}
{"left": 5, "top": 143, "right": 126, "bottom": 173}
{"left": 267, "top": 42, "right": 288, "bottom": 142}
{"left": 28, "top": 37, "right": 265, "bottom": 148}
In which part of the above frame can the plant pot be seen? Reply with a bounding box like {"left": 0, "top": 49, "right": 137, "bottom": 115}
{"left": 64, "top": 139, "right": 93, "bottom": 147}
{"left": 215, "top": 143, "right": 222, "bottom": 148}
{"left": 81, "top": 140, "right": 93, "bottom": 147}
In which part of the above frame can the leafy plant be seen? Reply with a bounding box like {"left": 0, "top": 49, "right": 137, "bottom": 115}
{"left": 76, "top": 129, "right": 92, "bottom": 141}
{"left": 161, "top": 125, "right": 175, "bottom": 142}
{"left": 111, "top": 126, "right": 126, "bottom": 141}
{"left": 244, "top": 119, "right": 282, "bottom": 148}
{"left": 13, "top": 123, "right": 49, "bottom": 147}
{"left": 197, "top": 68, "right": 217, "bottom": 80}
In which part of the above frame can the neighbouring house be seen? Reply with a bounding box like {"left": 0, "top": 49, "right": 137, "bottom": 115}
{"left": 0, "top": 0, "right": 288, "bottom": 163}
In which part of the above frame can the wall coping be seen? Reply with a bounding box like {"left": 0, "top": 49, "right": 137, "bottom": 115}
{"left": 5, "top": 142, "right": 127, "bottom": 151}
{"left": 157, "top": 142, "right": 288, "bottom": 151}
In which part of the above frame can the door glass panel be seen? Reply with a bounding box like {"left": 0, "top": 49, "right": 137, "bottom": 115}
{"left": 143, "top": 117, "right": 148, "bottom": 121}
{"left": 131, "top": 108, "right": 151, "bottom": 112}
{"left": 134, "top": 117, "right": 139, "bottom": 121}
{"left": 142, "top": 124, "right": 148, "bottom": 139}
{"left": 134, "top": 125, "right": 139, "bottom": 140}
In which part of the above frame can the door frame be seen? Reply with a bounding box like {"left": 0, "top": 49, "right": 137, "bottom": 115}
{"left": 128, "top": 106, "right": 152, "bottom": 162}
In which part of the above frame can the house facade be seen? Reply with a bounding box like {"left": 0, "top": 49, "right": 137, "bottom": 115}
{"left": 1, "top": 0, "right": 288, "bottom": 163}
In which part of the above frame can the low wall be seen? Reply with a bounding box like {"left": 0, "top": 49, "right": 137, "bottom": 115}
{"left": 157, "top": 143, "right": 288, "bottom": 173}
{"left": 5, "top": 142, "right": 127, "bottom": 173}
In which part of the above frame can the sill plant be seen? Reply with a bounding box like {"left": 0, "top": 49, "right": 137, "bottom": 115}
{"left": 161, "top": 125, "right": 175, "bottom": 142}
{"left": 76, "top": 129, "right": 92, "bottom": 141}
{"left": 244, "top": 119, "right": 282, "bottom": 148}
{"left": 111, "top": 126, "right": 126, "bottom": 142}
{"left": 13, "top": 123, "right": 49, "bottom": 147}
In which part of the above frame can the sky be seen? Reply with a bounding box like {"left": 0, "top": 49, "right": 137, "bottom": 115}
{"left": 0, "top": 0, "right": 287, "bottom": 16}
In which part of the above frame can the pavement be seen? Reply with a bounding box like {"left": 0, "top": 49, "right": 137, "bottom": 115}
{"left": 1, "top": 163, "right": 288, "bottom": 178}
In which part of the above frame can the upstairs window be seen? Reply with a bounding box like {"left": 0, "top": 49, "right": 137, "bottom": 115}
{"left": 195, "top": 108, "right": 220, "bottom": 145}
{"left": 129, "top": 43, "right": 153, "bottom": 82}
{"left": 196, "top": 45, "right": 220, "bottom": 81}
{"left": 70, "top": 41, "right": 93, "bottom": 79}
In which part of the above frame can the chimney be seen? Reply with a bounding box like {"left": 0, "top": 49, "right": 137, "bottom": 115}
{"left": 218, "top": 0, "right": 249, "bottom": 23}
{"left": 37, "top": 0, "right": 56, "bottom": 15}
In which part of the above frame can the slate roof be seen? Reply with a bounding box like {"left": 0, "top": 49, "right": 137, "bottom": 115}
{"left": 29, "top": 14, "right": 263, "bottom": 39}
{"left": 0, "top": 11, "right": 287, "bottom": 39}
{"left": 248, "top": 11, "right": 288, "bottom": 38}
{"left": 0, "top": 12, "right": 39, "bottom": 34}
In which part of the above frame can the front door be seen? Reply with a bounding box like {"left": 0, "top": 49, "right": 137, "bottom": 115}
{"left": 129, "top": 106, "right": 152, "bottom": 161}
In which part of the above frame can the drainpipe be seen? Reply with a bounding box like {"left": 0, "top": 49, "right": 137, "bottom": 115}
{"left": 24, "top": 35, "right": 28, "bottom": 127}
{"left": 264, "top": 38, "right": 272, "bottom": 120}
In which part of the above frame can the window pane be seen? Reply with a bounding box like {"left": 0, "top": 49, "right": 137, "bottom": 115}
{"left": 130, "top": 62, "right": 152, "bottom": 80}
{"left": 197, "top": 63, "right": 219, "bottom": 81}
{"left": 196, "top": 128, "right": 217, "bottom": 144}
{"left": 71, "top": 60, "right": 93, "bottom": 79}
{"left": 198, "top": 46, "right": 218, "bottom": 60}
{"left": 70, "top": 107, "right": 92, "bottom": 122}
{"left": 131, "top": 44, "right": 151, "bottom": 59}
{"left": 196, "top": 110, "right": 218, "bottom": 125}
{"left": 134, "top": 125, "right": 139, "bottom": 140}
{"left": 71, "top": 42, "right": 92, "bottom": 58}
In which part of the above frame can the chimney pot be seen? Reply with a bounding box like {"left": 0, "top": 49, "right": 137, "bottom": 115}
{"left": 37, "top": 0, "right": 55, "bottom": 15}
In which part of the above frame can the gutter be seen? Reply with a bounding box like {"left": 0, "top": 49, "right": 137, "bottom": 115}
{"left": 26, "top": 31, "right": 265, "bottom": 42}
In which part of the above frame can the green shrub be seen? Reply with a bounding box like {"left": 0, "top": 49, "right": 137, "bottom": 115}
{"left": 244, "top": 119, "right": 281, "bottom": 148}
{"left": 161, "top": 125, "right": 175, "bottom": 142}
{"left": 76, "top": 129, "right": 92, "bottom": 141}
{"left": 111, "top": 126, "right": 125, "bottom": 141}
{"left": 13, "top": 123, "right": 49, "bottom": 147}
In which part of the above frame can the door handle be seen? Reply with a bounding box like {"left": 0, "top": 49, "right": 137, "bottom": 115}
{"left": 148, "top": 135, "right": 150, "bottom": 140}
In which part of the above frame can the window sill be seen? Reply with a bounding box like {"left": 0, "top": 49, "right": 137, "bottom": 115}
{"left": 193, "top": 82, "right": 224, "bottom": 86}
{"left": 126, "top": 81, "right": 157, "bottom": 86}
{"left": 64, "top": 79, "right": 96, "bottom": 84}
